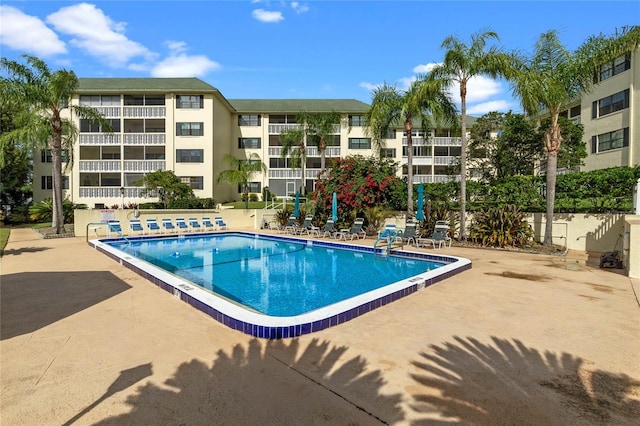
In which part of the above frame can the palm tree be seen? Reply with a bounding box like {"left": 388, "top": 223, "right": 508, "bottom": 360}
{"left": 305, "top": 111, "right": 342, "bottom": 171}
{"left": 216, "top": 153, "right": 267, "bottom": 209}
{"left": 279, "top": 123, "right": 307, "bottom": 195}
{"left": 365, "top": 79, "right": 457, "bottom": 219}
{"left": 429, "top": 30, "right": 512, "bottom": 241}
{"left": 509, "top": 26, "right": 640, "bottom": 246}
{"left": 1, "top": 55, "right": 109, "bottom": 234}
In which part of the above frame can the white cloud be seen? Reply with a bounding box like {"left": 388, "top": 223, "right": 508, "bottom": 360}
{"left": 165, "top": 40, "right": 188, "bottom": 54}
{"left": 151, "top": 54, "right": 220, "bottom": 78}
{"left": 252, "top": 9, "right": 284, "bottom": 23}
{"left": 0, "top": 6, "right": 66, "bottom": 56}
{"left": 467, "top": 100, "right": 513, "bottom": 115}
{"left": 46, "top": 3, "right": 154, "bottom": 67}
{"left": 412, "top": 63, "right": 439, "bottom": 74}
{"left": 359, "top": 82, "right": 378, "bottom": 92}
{"left": 291, "top": 2, "right": 309, "bottom": 14}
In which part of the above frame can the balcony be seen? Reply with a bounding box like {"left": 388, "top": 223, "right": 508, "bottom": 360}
{"left": 306, "top": 147, "right": 341, "bottom": 157}
{"left": 123, "top": 133, "right": 166, "bottom": 145}
{"left": 79, "top": 160, "right": 120, "bottom": 172}
{"left": 412, "top": 175, "right": 460, "bottom": 184}
{"left": 123, "top": 106, "right": 166, "bottom": 118}
{"left": 434, "top": 156, "right": 457, "bottom": 165}
{"left": 268, "top": 124, "right": 301, "bottom": 134}
{"left": 123, "top": 160, "right": 165, "bottom": 172}
{"left": 79, "top": 186, "right": 145, "bottom": 198}
{"left": 433, "top": 137, "right": 461, "bottom": 146}
{"left": 268, "top": 169, "right": 322, "bottom": 179}
{"left": 402, "top": 157, "right": 433, "bottom": 165}
{"left": 94, "top": 106, "right": 120, "bottom": 117}
{"left": 402, "top": 137, "right": 428, "bottom": 146}
{"left": 80, "top": 134, "right": 121, "bottom": 145}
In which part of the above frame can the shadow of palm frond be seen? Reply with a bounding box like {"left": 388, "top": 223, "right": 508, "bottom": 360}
{"left": 93, "top": 338, "right": 404, "bottom": 425}
{"left": 410, "top": 336, "right": 640, "bottom": 425}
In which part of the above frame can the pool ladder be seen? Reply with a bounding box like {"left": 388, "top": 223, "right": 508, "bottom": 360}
{"left": 374, "top": 230, "right": 404, "bottom": 257}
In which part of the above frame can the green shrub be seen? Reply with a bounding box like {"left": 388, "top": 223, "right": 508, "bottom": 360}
{"left": 275, "top": 206, "right": 293, "bottom": 226}
{"left": 28, "top": 198, "right": 87, "bottom": 224}
{"left": 364, "top": 206, "right": 394, "bottom": 236}
{"left": 469, "top": 205, "right": 534, "bottom": 248}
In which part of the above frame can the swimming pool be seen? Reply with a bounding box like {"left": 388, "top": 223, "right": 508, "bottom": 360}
{"left": 91, "top": 232, "right": 471, "bottom": 338}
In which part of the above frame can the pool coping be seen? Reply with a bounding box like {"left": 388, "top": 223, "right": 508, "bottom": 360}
{"left": 89, "top": 231, "right": 472, "bottom": 339}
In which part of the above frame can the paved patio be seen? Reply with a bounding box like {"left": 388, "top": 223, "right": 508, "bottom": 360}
{"left": 1, "top": 228, "right": 639, "bottom": 425}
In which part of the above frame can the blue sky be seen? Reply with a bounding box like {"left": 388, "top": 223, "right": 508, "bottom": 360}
{"left": 1, "top": 1, "right": 638, "bottom": 115}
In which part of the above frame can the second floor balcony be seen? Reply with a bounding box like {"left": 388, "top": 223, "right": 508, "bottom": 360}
{"left": 123, "top": 106, "right": 166, "bottom": 118}
{"left": 78, "top": 160, "right": 166, "bottom": 172}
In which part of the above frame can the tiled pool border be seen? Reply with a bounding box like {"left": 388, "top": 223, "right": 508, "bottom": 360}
{"left": 89, "top": 231, "right": 471, "bottom": 339}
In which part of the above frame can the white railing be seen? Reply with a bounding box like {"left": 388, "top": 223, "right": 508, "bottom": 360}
{"left": 123, "top": 106, "right": 166, "bottom": 117}
{"left": 268, "top": 124, "right": 301, "bottom": 134}
{"left": 123, "top": 133, "right": 166, "bottom": 145}
{"left": 79, "top": 187, "right": 145, "bottom": 198}
{"left": 123, "top": 160, "right": 165, "bottom": 172}
{"left": 79, "top": 160, "right": 121, "bottom": 172}
{"left": 433, "top": 137, "right": 462, "bottom": 146}
{"left": 402, "top": 137, "right": 427, "bottom": 146}
{"left": 412, "top": 174, "right": 460, "bottom": 184}
{"left": 434, "top": 156, "right": 457, "bottom": 165}
{"left": 268, "top": 147, "right": 283, "bottom": 156}
{"left": 268, "top": 169, "right": 302, "bottom": 178}
{"left": 80, "top": 134, "right": 121, "bottom": 145}
{"left": 94, "top": 106, "right": 121, "bottom": 117}
{"left": 307, "top": 147, "right": 341, "bottom": 157}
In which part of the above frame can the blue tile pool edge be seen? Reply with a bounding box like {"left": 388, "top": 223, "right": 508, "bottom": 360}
{"left": 89, "top": 231, "right": 472, "bottom": 339}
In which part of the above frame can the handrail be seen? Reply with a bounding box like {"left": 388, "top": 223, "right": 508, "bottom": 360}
{"left": 86, "top": 221, "right": 131, "bottom": 245}
{"left": 374, "top": 229, "right": 404, "bottom": 254}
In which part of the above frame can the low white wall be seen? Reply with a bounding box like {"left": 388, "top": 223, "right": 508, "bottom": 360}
{"left": 624, "top": 216, "right": 640, "bottom": 278}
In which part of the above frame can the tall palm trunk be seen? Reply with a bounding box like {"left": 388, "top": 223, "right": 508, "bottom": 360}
{"left": 319, "top": 136, "right": 326, "bottom": 171}
{"left": 459, "top": 82, "right": 468, "bottom": 240}
{"left": 51, "top": 112, "right": 64, "bottom": 233}
{"left": 405, "top": 119, "right": 414, "bottom": 218}
{"left": 543, "top": 113, "right": 562, "bottom": 247}
{"left": 300, "top": 139, "right": 306, "bottom": 195}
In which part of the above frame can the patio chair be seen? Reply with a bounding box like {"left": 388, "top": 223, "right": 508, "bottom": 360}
{"left": 400, "top": 221, "right": 418, "bottom": 246}
{"left": 214, "top": 217, "right": 228, "bottom": 230}
{"left": 129, "top": 219, "right": 144, "bottom": 235}
{"left": 188, "top": 217, "right": 202, "bottom": 231}
{"left": 376, "top": 223, "right": 398, "bottom": 244}
{"left": 107, "top": 220, "right": 122, "bottom": 237}
{"left": 175, "top": 218, "right": 189, "bottom": 232}
{"left": 146, "top": 218, "right": 161, "bottom": 234}
{"left": 281, "top": 215, "right": 297, "bottom": 234}
{"left": 319, "top": 220, "right": 338, "bottom": 238}
{"left": 162, "top": 218, "right": 177, "bottom": 233}
{"left": 292, "top": 215, "right": 314, "bottom": 235}
{"left": 337, "top": 218, "right": 366, "bottom": 240}
{"left": 202, "top": 217, "right": 215, "bottom": 231}
{"left": 416, "top": 222, "right": 452, "bottom": 249}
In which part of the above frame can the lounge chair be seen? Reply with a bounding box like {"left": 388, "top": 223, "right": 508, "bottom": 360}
{"left": 337, "top": 218, "right": 366, "bottom": 240}
{"left": 376, "top": 223, "right": 398, "bottom": 244}
{"left": 319, "top": 220, "right": 338, "bottom": 238}
{"left": 202, "top": 217, "right": 215, "bottom": 231}
{"left": 129, "top": 219, "right": 144, "bottom": 235}
{"left": 107, "top": 220, "right": 122, "bottom": 237}
{"left": 416, "top": 222, "right": 452, "bottom": 249}
{"left": 281, "top": 215, "right": 297, "bottom": 234}
{"left": 162, "top": 218, "right": 177, "bottom": 233}
{"left": 400, "top": 221, "right": 418, "bottom": 246}
{"left": 188, "top": 217, "right": 202, "bottom": 231}
{"left": 215, "top": 217, "right": 228, "bottom": 230}
{"left": 146, "top": 218, "right": 161, "bottom": 234}
{"left": 175, "top": 217, "right": 189, "bottom": 232}
{"left": 292, "top": 215, "right": 314, "bottom": 235}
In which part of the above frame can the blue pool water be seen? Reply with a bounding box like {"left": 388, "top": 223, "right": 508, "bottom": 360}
{"left": 107, "top": 233, "right": 445, "bottom": 316}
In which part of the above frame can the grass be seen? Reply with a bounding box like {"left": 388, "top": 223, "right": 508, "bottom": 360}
{"left": 0, "top": 226, "right": 10, "bottom": 254}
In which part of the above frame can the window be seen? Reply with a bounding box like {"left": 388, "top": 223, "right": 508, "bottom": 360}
{"left": 238, "top": 182, "right": 261, "bottom": 193}
{"left": 348, "top": 138, "right": 371, "bottom": 149}
{"left": 269, "top": 158, "right": 292, "bottom": 168}
{"left": 402, "top": 146, "right": 431, "bottom": 157}
{"left": 145, "top": 146, "right": 165, "bottom": 160}
{"left": 176, "top": 95, "right": 203, "bottom": 109}
{"left": 176, "top": 149, "right": 203, "bottom": 163}
{"left": 269, "top": 114, "right": 296, "bottom": 124}
{"left": 404, "top": 130, "right": 427, "bottom": 137}
{"left": 41, "top": 149, "right": 69, "bottom": 162}
{"left": 349, "top": 115, "right": 366, "bottom": 126}
{"left": 380, "top": 148, "right": 396, "bottom": 158}
{"left": 238, "top": 115, "right": 261, "bottom": 126}
{"left": 101, "top": 173, "right": 121, "bottom": 186}
{"left": 80, "top": 146, "right": 120, "bottom": 160}
{"left": 385, "top": 129, "right": 396, "bottom": 139}
{"left": 238, "top": 138, "right": 261, "bottom": 149}
{"left": 176, "top": 122, "right": 203, "bottom": 136}
{"left": 79, "top": 95, "right": 120, "bottom": 106}
{"left": 269, "top": 135, "right": 282, "bottom": 146}
{"left": 181, "top": 176, "right": 204, "bottom": 189}
{"left": 81, "top": 173, "right": 100, "bottom": 186}
{"left": 123, "top": 119, "right": 163, "bottom": 133}
{"left": 124, "top": 95, "right": 165, "bottom": 106}
{"left": 593, "top": 89, "right": 630, "bottom": 118}
{"left": 598, "top": 53, "right": 631, "bottom": 82}
{"left": 124, "top": 173, "right": 144, "bottom": 187}
{"left": 41, "top": 176, "right": 69, "bottom": 190}
{"left": 80, "top": 118, "right": 120, "bottom": 133}
{"left": 101, "top": 146, "right": 120, "bottom": 160}
{"left": 591, "top": 128, "right": 629, "bottom": 153}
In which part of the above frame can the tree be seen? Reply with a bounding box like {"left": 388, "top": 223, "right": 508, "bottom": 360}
{"left": 279, "top": 123, "right": 307, "bottom": 195}
{"left": 216, "top": 153, "right": 267, "bottom": 209}
{"left": 0, "top": 55, "right": 110, "bottom": 233}
{"left": 139, "top": 170, "right": 194, "bottom": 208}
{"left": 305, "top": 111, "right": 342, "bottom": 171}
{"left": 508, "top": 26, "right": 640, "bottom": 246}
{"left": 429, "top": 30, "right": 512, "bottom": 240}
{"left": 365, "top": 79, "right": 457, "bottom": 219}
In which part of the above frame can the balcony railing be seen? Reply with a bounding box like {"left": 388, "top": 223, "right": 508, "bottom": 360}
{"left": 433, "top": 137, "right": 462, "bottom": 146}
{"left": 123, "top": 160, "right": 165, "bottom": 172}
{"left": 268, "top": 124, "right": 301, "bottom": 134}
{"left": 80, "top": 134, "right": 121, "bottom": 145}
{"left": 306, "top": 147, "right": 341, "bottom": 157}
{"left": 434, "top": 156, "right": 457, "bottom": 165}
{"left": 79, "top": 187, "right": 145, "bottom": 198}
{"left": 412, "top": 174, "right": 460, "bottom": 184}
{"left": 268, "top": 169, "right": 302, "bottom": 179}
{"left": 79, "top": 160, "right": 121, "bottom": 172}
{"left": 94, "top": 106, "right": 121, "bottom": 117}
{"left": 402, "top": 137, "right": 428, "bottom": 146}
{"left": 123, "top": 133, "right": 166, "bottom": 145}
{"left": 123, "top": 106, "right": 166, "bottom": 118}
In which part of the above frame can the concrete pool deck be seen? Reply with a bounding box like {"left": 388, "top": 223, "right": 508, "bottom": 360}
{"left": 1, "top": 228, "right": 639, "bottom": 425}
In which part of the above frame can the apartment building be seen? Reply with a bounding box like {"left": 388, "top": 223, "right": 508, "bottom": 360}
{"left": 555, "top": 47, "right": 639, "bottom": 173}
{"left": 33, "top": 77, "right": 472, "bottom": 208}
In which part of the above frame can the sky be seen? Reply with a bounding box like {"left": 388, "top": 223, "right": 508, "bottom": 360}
{"left": 1, "top": 1, "right": 639, "bottom": 115}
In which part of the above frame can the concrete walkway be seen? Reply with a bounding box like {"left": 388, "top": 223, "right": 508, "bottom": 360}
{"left": 1, "top": 228, "right": 639, "bottom": 425}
